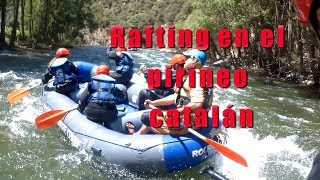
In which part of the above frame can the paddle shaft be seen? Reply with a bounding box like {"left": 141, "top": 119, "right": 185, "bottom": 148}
{"left": 29, "top": 83, "right": 42, "bottom": 90}
{"left": 22, "top": 83, "right": 42, "bottom": 93}
{"left": 185, "top": 126, "right": 206, "bottom": 139}
{"left": 148, "top": 104, "right": 248, "bottom": 167}
{"left": 67, "top": 105, "right": 79, "bottom": 112}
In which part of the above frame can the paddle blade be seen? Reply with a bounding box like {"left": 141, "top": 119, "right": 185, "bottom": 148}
{"left": 35, "top": 110, "right": 68, "bottom": 129}
{"left": 7, "top": 88, "right": 30, "bottom": 104}
{"left": 204, "top": 138, "right": 248, "bottom": 167}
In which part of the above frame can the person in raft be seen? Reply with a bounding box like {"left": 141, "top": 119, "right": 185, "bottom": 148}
{"left": 137, "top": 54, "right": 187, "bottom": 110}
{"left": 42, "top": 48, "right": 78, "bottom": 95}
{"left": 77, "top": 65, "right": 125, "bottom": 124}
{"left": 126, "top": 49, "right": 213, "bottom": 135}
{"left": 107, "top": 47, "right": 134, "bottom": 85}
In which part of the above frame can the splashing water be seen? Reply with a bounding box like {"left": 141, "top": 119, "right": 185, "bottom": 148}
{"left": 0, "top": 46, "right": 319, "bottom": 179}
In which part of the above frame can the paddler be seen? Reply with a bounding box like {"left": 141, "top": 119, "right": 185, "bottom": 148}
{"left": 107, "top": 47, "right": 134, "bottom": 85}
{"left": 126, "top": 49, "right": 213, "bottom": 135}
{"left": 77, "top": 65, "right": 126, "bottom": 124}
{"left": 42, "top": 48, "right": 78, "bottom": 95}
{"left": 137, "top": 54, "right": 187, "bottom": 110}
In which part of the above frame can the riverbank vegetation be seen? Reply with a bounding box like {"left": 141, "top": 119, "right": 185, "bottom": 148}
{"left": 182, "top": 0, "right": 320, "bottom": 88}
{"left": 0, "top": 0, "right": 319, "bottom": 87}
{"left": 0, "top": 0, "right": 93, "bottom": 49}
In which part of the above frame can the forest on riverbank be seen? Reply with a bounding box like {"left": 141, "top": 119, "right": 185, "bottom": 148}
{"left": 0, "top": 0, "right": 319, "bottom": 88}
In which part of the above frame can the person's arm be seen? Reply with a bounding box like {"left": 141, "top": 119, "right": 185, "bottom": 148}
{"left": 77, "top": 85, "right": 90, "bottom": 112}
{"left": 42, "top": 68, "right": 53, "bottom": 84}
{"left": 176, "top": 102, "right": 203, "bottom": 115}
{"left": 114, "top": 87, "right": 125, "bottom": 100}
{"left": 148, "top": 93, "right": 177, "bottom": 107}
{"left": 78, "top": 96, "right": 89, "bottom": 113}
{"left": 69, "top": 62, "right": 78, "bottom": 75}
{"left": 108, "top": 51, "right": 121, "bottom": 61}
{"left": 143, "top": 71, "right": 148, "bottom": 80}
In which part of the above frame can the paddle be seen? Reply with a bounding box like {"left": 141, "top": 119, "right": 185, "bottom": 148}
{"left": 7, "top": 84, "right": 41, "bottom": 104}
{"left": 35, "top": 105, "right": 78, "bottom": 129}
{"left": 35, "top": 105, "right": 127, "bottom": 130}
{"left": 148, "top": 104, "right": 248, "bottom": 167}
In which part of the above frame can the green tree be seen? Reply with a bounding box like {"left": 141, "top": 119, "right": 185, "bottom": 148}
{"left": 1, "top": 0, "right": 7, "bottom": 46}
{"left": 9, "top": 0, "right": 20, "bottom": 47}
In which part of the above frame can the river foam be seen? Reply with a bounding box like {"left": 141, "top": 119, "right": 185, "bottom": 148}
{"left": 216, "top": 129, "right": 313, "bottom": 180}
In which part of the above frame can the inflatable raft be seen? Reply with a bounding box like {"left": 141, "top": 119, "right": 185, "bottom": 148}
{"left": 42, "top": 61, "right": 228, "bottom": 174}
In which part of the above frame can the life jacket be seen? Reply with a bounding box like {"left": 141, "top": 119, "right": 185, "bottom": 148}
{"left": 88, "top": 74, "right": 117, "bottom": 104}
{"left": 151, "top": 70, "right": 213, "bottom": 135}
{"left": 49, "top": 58, "right": 76, "bottom": 86}
{"left": 74, "top": 61, "right": 97, "bottom": 82}
{"left": 174, "top": 69, "right": 212, "bottom": 108}
{"left": 115, "top": 52, "right": 134, "bottom": 75}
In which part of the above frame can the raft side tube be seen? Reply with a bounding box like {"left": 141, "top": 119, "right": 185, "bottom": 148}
{"left": 126, "top": 83, "right": 148, "bottom": 108}
{"left": 74, "top": 61, "right": 98, "bottom": 82}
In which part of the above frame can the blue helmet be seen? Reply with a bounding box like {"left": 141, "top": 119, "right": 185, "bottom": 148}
{"left": 183, "top": 49, "right": 207, "bottom": 65}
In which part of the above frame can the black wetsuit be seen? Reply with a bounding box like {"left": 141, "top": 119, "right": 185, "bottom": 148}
{"left": 78, "top": 76, "right": 125, "bottom": 124}
{"left": 137, "top": 70, "right": 175, "bottom": 110}
{"left": 108, "top": 51, "right": 134, "bottom": 85}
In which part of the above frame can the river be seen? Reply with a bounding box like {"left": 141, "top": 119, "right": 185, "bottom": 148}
{"left": 0, "top": 46, "right": 319, "bottom": 180}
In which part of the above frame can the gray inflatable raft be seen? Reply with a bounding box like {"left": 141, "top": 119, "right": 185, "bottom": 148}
{"left": 42, "top": 82, "right": 227, "bottom": 174}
